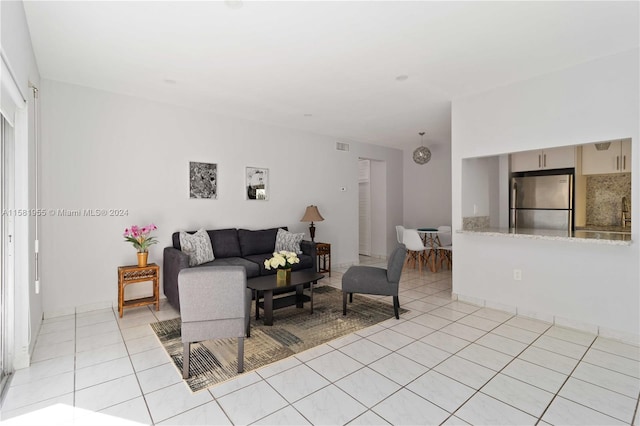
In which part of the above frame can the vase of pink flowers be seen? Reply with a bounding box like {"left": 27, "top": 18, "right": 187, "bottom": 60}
{"left": 123, "top": 224, "right": 158, "bottom": 267}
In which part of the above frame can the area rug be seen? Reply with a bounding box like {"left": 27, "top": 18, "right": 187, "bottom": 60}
{"left": 150, "top": 285, "right": 407, "bottom": 392}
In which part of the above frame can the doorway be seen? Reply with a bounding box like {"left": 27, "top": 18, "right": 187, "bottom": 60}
{"left": 358, "top": 158, "right": 387, "bottom": 258}
{"left": 358, "top": 160, "right": 371, "bottom": 256}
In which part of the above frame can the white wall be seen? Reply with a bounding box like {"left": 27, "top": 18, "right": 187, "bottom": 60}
{"left": 461, "top": 157, "right": 492, "bottom": 218}
{"left": 452, "top": 49, "right": 640, "bottom": 340}
{"left": 1, "top": 0, "right": 41, "bottom": 365}
{"left": 403, "top": 128, "right": 452, "bottom": 229}
{"left": 39, "top": 80, "right": 403, "bottom": 315}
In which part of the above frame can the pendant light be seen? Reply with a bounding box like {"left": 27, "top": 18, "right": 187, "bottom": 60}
{"left": 413, "top": 131, "right": 432, "bottom": 165}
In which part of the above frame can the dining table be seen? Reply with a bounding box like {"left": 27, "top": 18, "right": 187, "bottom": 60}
{"left": 417, "top": 228, "right": 442, "bottom": 272}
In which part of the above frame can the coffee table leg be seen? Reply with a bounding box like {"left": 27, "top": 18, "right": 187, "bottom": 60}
{"left": 310, "top": 281, "right": 314, "bottom": 314}
{"left": 296, "top": 285, "right": 303, "bottom": 308}
{"left": 255, "top": 291, "right": 260, "bottom": 320}
{"left": 264, "top": 290, "right": 273, "bottom": 326}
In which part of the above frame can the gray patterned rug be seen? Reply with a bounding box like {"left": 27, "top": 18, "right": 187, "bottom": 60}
{"left": 150, "top": 285, "right": 407, "bottom": 392}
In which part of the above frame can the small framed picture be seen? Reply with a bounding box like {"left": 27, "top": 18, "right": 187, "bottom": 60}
{"left": 190, "top": 161, "right": 217, "bottom": 199}
{"left": 246, "top": 167, "right": 269, "bottom": 200}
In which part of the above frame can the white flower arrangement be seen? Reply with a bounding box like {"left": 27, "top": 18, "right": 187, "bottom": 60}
{"left": 264, "top": 250, "right": 300, "bottom": 270}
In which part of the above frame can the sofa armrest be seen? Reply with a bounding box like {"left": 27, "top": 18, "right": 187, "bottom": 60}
{"left": 300, "top": 240, "right": 317, "bottom": 271}
{"left": 163, "top": 247, "right": 190, "bottom": 311}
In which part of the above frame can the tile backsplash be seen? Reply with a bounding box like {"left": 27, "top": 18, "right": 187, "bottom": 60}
{"left": 463, "top": 216, "right": 490, "bottom": 230}
{"left": 585, "top": 173, "right": 631, "bottom": 226}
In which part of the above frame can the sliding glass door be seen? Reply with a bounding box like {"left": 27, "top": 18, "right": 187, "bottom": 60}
{"left": 0, "top": 115, "right": 15, "bottom": 398}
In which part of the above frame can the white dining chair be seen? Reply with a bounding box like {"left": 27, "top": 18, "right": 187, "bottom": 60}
{"left": 437, "top": 225, "right": 453, "bottom": 270}
{"left": 395, "top": 225, "right": 405, "bottom": 244}
{"left": 402, "top": 228, "right": 428, "bottom": 273}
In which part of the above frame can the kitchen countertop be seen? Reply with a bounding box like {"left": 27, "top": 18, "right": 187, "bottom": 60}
{"left": 459, "top": 227, "right": 632, "bottom": 246}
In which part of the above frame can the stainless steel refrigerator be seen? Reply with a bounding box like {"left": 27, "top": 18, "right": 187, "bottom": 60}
{"left": 510, "top": 172, "right": 574, "bottom": 232}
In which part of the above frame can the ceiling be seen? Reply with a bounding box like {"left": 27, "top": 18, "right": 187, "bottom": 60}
{"left": 22, "top": 1, "right": 639, "bottom": 150}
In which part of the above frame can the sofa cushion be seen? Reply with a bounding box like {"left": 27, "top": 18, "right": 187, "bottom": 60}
{"left": 238, "top": 227, "right": 284, "bottom": 257}
{"left": 193, "top": 257, "right": 260, "bottom": 278}
{"left": 275, "top": 228, "right": 305, "bottom": 254}
{"left": 179, "top": 229, "right": 214, "bottom": 266}
{"left": 209, "top": 228, "right": 241, "bottom": 258}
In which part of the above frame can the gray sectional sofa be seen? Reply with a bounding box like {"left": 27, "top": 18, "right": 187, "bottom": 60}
{"left": 163, "top": 227, "right": 316, "bottom": 311}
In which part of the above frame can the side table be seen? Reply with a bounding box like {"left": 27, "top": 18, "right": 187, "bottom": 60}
{"left": 118, "top": 263, "right": 160, "bottom": 318}
{"left": 316, "top": 242, "right": 331, "bottom": 277}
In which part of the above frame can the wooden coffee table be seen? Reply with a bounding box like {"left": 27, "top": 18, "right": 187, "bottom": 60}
{"left": 248, "top": 270, "right": 325, "bottom": 326}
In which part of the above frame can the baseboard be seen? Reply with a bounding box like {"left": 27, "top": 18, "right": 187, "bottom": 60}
{"left": 43, "top": 297, "right": 169, "bottom": 319}
{"left": 454, "top": 293, "right": 640, "bottom": 346}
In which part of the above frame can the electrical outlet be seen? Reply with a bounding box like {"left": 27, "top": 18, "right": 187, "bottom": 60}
{"left": 513, "top": 269, "right": 522, "bottom": 281}
{"left": 473, "top": 204, "right": 478, "bottom": 215}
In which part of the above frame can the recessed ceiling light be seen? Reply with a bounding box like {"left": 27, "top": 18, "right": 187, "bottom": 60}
{"left": 163, "top": 79, "right": 177, "bottom": 85}
{"left": 225, "top": 0, "right": 243, "bottom": 10}
{"left": 395, "top": 75, "right": 409, "bottom": 82}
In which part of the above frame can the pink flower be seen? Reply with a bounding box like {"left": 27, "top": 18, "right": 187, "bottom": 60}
{"left": 124, "top": 223, "right": 158, "bottom": 252}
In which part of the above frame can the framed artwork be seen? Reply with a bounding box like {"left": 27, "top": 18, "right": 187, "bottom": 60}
{"left": 189, "top": 161, "right": 217, "bottom": 199}
{"left": 246, "top": 167, "right": 269, "bottom": 200}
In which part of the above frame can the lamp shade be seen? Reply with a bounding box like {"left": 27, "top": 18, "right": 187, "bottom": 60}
{"left": 300, "top": 205, "right": 324, "bottom": 222}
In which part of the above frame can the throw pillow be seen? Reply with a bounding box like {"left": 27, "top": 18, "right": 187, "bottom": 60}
{"left": 275, "top": 228, "right": 304, "bottom": 254}
{"left": 179, "top": 228, "right": 214, "bottom": 266}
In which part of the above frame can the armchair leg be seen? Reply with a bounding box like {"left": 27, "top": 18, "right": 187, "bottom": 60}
{"left": 343, "top": 291, "right": 347, "bottom": 315}
{"left": 349, "top": 293, "right": 353, "bottom": 303}
{"left": 237, "top": 336, "right": 244, "bottom": 373}
{"left": 393, "top": 296, "right": 400, "bottom": 319}
{"left": 182, "top": 342, "right": 190, "bottom": 379}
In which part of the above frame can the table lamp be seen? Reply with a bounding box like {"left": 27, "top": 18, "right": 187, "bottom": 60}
{"left": 300, "top": 205, "right": 324, "bottom": 242}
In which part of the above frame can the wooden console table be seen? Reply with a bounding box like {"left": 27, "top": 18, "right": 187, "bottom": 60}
{"left": 117, "top": 263, "right": 160, "bottom": 317}
{"left": 316, "top": 242, "right": 331, "bottom": 277}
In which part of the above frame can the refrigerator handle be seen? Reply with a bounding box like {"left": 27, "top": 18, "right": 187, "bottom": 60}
{"left": 511, "top": 180, "right": 517, "bottom": 229}
{"left": 616, "top": 156, "right": 620, "bottom": 170}
{"left": 538, "top": 155, "right": 541, "bottom": 168}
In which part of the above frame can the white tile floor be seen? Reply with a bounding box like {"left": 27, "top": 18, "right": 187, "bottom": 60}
{"left": 1, "top": 256, "right": 639, "bottom": 425}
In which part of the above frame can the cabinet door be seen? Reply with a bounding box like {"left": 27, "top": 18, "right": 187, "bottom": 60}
{"left": 543, "top": 146, "right": 575, "bottom": 169}
{"left": 621, "top": 139, "right": 631, "bottom": 172}
{"left": 511, "top": 150, "right": 542, "bottom": 172}
{"left": 581, "top": 141, "right": 621, "bottom": 175}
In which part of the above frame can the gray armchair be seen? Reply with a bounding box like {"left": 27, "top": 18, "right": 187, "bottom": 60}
{"left": 178, "top": 266, "right": 251, "bottom": 378}
{"left": 342, "top": 244, "right": 407, "bottom": 319}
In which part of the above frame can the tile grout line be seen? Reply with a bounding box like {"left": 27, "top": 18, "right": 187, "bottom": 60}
{"left": 436, "top": 320, "right": 553, "bottom": 424}
{"left": 534, "top": 334, "right": 598, "bottom": 424}
{"left": 115, "top": 305, "right": 156, "bottom": 425}
{"left": 244, "top": 281, "right": 453, "bottom": 426}
{"left": 632, "top": 390, "right": 640, "bottom": 426}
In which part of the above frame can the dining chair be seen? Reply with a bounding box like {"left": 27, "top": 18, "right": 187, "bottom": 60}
{"left": 395, "top": 225, "right": 405, "bottom": 244}
{"left": 437, "top": 225, "right": 453, "bottom": 270}
{"left": 402, "top": 228, "right": 428, "bottom": 273}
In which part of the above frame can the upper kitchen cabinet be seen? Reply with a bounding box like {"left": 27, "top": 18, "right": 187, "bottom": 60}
{"left": 581, "top": 139, "right": 631, "bottom": 175}
{"left": 511, "top": 146, "right": 576, "bottom": 172}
